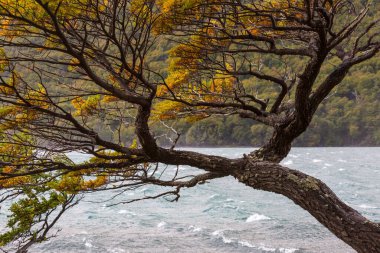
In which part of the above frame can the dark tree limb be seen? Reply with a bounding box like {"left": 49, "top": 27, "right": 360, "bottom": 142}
{"left": 234, "top": 160, "right": 380, "bottom": 253}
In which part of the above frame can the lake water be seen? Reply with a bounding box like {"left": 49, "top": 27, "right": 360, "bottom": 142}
{"left": 3, "top": 148, "right": 380, "bottom": 253}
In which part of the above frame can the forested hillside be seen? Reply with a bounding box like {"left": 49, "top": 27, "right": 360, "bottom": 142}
{"left": 174, "top": 58, "right": 380, "bottom": 147}
{"left": 8, "top": 2, "right": 379, "bottom": 147}
{"left": 91, "top": 40, "right": 380, "bottom": 147}
{"left": 13, "top": 50, "right": 380, "bottom": 147}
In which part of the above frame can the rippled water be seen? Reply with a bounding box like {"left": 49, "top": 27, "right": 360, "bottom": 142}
{"left": 3, "top": 148, "right": 380, "bottom": 253}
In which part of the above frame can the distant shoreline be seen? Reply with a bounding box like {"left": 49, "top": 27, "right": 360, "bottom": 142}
{"left": 167, "top": 145, "right": 380, "bottom": 148}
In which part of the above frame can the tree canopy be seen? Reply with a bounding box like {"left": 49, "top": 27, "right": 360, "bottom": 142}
{"left": 0, "top": 0, "right": 379, "bottom": 252}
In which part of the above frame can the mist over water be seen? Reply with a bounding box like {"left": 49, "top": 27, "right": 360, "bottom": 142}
{"left": 4, "top": 148, "right": 380, "bottom": 253}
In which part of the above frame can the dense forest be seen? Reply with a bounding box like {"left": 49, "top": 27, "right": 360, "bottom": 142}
{"left": 11, "top": 1, "right": 379, "bottom": 148}
{"left": 22, "top": 57, "right": 380, "bottom": 147}
{"left": 83, "top": 1, "right": 380, "bottom": 148}
{"left": 86, "top": 41, "right": 379, "bottom": 147}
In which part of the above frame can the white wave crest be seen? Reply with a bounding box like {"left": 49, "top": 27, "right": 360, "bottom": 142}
{"left": 258, "top": 245, "right": 276, "bottom": 252}
{"left": 279, "top": 248, "right": 299, "bottom": 253}
{"left": 107, "top": 247, "right": 126, "bottom": 253}
{"left": 359, "top": 204, "right": 377, "bottom": 209}
{"left": 211, "top": 230, "right": 233, "bottom": 244}
{"left": 211, "top": 230, "right": 222, "bottom": 236}
{"left": 157, "top": 221, "right": 167, "bottom": 228}
{"left": 246, "top": 213, "right": 271, "bottom": 222}
{"left": 239, "top": 241, "right": 298, "bottom": 253}
{"left": 208, "top": 194, "right": 219, "bottom": 199}
{"left": 83, "top": 238, "right": 95, "bottom": 248}
{"left": 239, "top": 240, "right": 256, "bottom": 248}
{"left": 118, "top": 210, "right": 136, "bottom": 215}
{"left": 188, "top": 225, "right": 202, "bottom": 232}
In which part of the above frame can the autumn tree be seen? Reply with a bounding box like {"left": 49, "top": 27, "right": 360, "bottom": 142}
{"left": 0, "top": 0, "right": 379, "bottom": 252}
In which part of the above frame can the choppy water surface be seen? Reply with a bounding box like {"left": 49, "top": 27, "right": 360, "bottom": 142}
{"left": 6, "top": 148, "right": 380, "bottom": 252}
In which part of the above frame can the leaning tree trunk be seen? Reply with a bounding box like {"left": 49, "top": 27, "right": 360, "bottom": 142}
{"left": 140, "top": 106, "right": 380, "bottom": 252}
{"left": 162, "top": 147, "right": 380, "bottom": 252}
{"left": 233, "top": 160, "right": 380, "bottom": 253}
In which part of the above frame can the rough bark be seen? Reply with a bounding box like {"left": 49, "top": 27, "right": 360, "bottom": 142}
{"left": 250, "top": 117, "right": 309, "bottom": 163}
{"left": 250, "top": 129, "right": 293, "bottom": 162}
{"left": 134, "top": 101, "right": 380, "bottom": 252}
{"left": 232, "top": 160, "right": 380, "bottom": 253}
{"left": 134, "top": 141, "right": 380, "bottom": 253}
